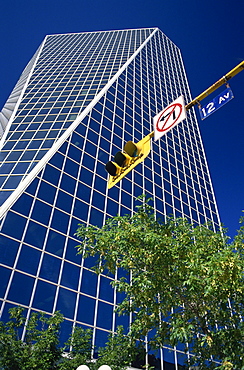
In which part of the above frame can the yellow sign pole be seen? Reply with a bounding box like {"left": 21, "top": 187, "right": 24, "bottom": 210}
{"left": 185, "top": 60, "right": 244, "bottom": 110}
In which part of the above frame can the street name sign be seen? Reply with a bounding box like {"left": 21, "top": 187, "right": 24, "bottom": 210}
{"left": 153, "top": 96, "right": 186, "bottom": 141}
{"left": 199, "top": 87, "right": 234, "bottom": 120}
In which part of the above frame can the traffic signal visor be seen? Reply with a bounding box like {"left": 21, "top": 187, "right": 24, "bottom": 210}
{"left": 105, "top": 133, "right": 151, "bottom": 189}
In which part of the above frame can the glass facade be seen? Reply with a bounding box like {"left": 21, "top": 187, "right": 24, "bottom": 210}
{"left": 0, "top": 28, "right": 220, "bottom": 368}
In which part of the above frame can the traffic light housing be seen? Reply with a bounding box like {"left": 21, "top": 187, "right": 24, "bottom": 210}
{"left": 105, "top": 133, "right": 152, "bottom": 188}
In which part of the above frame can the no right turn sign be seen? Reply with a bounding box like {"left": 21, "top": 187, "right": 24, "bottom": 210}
{"left": 153, "top": 96, "right": 186, "bottom": 141}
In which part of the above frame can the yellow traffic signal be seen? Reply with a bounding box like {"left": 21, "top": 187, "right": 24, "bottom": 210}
{"left": 105, "top": 133, "right": 152, "bottom": 189}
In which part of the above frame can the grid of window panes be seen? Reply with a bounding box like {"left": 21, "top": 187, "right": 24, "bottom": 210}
{"left": 0, "top": 28, "right": 220, "bottom": 369}
{"left": 0, "top": 28, "right": 155, "bottom": 206}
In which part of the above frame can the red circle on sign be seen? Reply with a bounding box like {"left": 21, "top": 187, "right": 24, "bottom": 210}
{"left": 156, "top": 103, "right": 183, "bottom": 132}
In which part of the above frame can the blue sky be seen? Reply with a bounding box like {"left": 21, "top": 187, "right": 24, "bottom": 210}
{"left": 1, "top": 0, "right": 243, "bottom": 238}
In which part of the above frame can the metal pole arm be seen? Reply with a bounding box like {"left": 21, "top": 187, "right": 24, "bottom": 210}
{"left": 185, "top": 61, "right": 244, "bottom": 110}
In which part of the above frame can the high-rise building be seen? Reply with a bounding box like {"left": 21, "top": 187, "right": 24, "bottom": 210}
{"left": 0, "top": 28, "right": 220, "bottom": 368}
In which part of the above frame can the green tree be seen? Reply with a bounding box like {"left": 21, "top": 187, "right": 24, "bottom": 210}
{"left": 0, "top": 307, "right": 137, "bottom": 370}
{"left": 96, "top": 325, "right": 141, "bottom": 370}
{"left": 76, "top": 197, "right": 244, "bottom": 369}
{"left": 59, "top": 326, "right": 93, "bottom": 370}
{"left": 0, "top": 307, "right": 63, "bottom": 369}
{"left": 0, "top": 308, "right": 95, "bottom": 370}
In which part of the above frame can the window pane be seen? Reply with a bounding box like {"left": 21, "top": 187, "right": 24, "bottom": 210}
{"left": 77, "top": 294, "right": 95, "bottom": 325}
{"left": 80, "top": 269, "right": 97, "bottom": 297}
{"left": 61, "top": 261, "right": 80, "bottom": 290}
{"left": 37, "top": 181, "right": 57, "bottom": 204}
{"left": 0, "top": 236, "right": 19, "bottom": 266}
{"left": 1, "top": 211, "right": 27, "bottom": 240}
{"left": 31, "top": 200, "right": 52, "bottom": 225}
{"left": 51, "top": 209, "right": 70, "bottom": 234}
{"left": 39, "top": 253, "right": 61, "bottom": 283}
{"left": 33, "top": 280, "right": 57, "bottom": 311}
{"left": 17, "top": 245, "right": 41, "bottom": 275}
{"left": 0, "top": 266, "right": 11, "bottom": 297}
{"left": 55, "top": 190, "right": 73, "bottom": 213}
{"left": 96, "top": 301, "right": 113, "bottom": 330}
{"left": 56, "top": 287, "right": 76, "bottom": 319}
{"left": 7, "top": 272, "right": 34, "bottom": 305}
{"left": 99, "top": 276, "right": 114, "bottom": 303}
{"left": 24, "top": 221, "right": 47, "bottom": 249}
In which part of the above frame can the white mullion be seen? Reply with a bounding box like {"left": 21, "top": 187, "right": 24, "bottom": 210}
{"left": 124, "top": 30, "right": 135, "bottom": 209}
{"left": 146, "top": 33, "right": 157, "bottom": 209}
{"left": 45, "top": 144, "right": 69, "bottom": 314}
{"left": 159, "top": 33, "right": 177, "bottom": 218}
{"left": 147, "top": 32, "right": 166, "bottom": 219}
{"left": 157, "top": 32, "right": 172, "bottom": 220}
{"left": 151, "top": 31, "right": 167, "bottom": 214}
